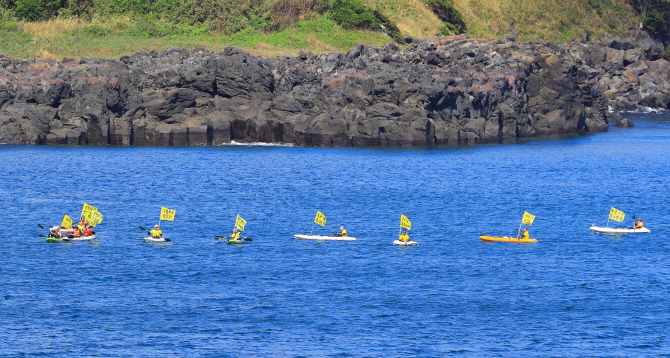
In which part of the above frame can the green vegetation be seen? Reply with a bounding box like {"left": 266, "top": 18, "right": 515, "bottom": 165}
{"left": 0, "top": 14, "right": 390, "bottom": 59}
{"left": 330, "top": 0, "right": 402, "bottom": 43}
{"left": 424, "top": 0, "right": 466, "bottom": 34}
{"left": 453, "top": 0, "right": 640, "bottom": 42}
{"left": 0, "top": 0, "right": 664, "bottom": 60}
{"left": 637, "top": 0, "right": 670, "bottom": 35}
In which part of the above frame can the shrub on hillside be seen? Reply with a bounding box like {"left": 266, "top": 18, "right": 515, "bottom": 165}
{"left": 329, "top": 0, "right": 403, "bottom": 43}
{"left": 424, "top": 0, "right": 466, "bottom": 34}
{"left": 640, "top": 0, "right": 670, "bottom": 35}
{"left": 14, "top": 0, "right": 67, "bottom": 21}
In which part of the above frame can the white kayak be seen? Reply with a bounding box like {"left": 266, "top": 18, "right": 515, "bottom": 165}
{"left": 294, "top": 234, "right": 356, "bottom": 241}
{"left": 64, "top": 235, "right": 97, "bottom": 241}
{"left": 590, "top": 226, "right": 650, "bottom": 234}
{"left": 144, "top": 237, "right": 171, "bottom": 242}
{"left": 393, "top": 240, "right": 418, "bottom": 246}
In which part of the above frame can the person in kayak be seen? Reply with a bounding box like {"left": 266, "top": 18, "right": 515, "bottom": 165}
{"left": 337, "top": 226, "right": 348, "bottom": 237}
{"left": 399, "top": 228, "right": 410, "bottom": 242}
{"left": 73, "top": 227, "right": 81, "bottom": 237}
{"left": 230, "top": 228, "right": 241, "bottom": 241}
{"left": 77, "top": 217, "right": 87, "bottom": 230}
{"left": 635, "top": 218, "right": 644, "bottom": 229}
{"left": 149, "top": 225, "right": 162, "bottom": 238}
{"left": 48, "top": 226, "right": 62, "bottom": 239}
{"left": 520, "top": 228, "right": 530, "bottom": 240}
{"left": 84, "top": 226, "right": 93, "bottom": 237}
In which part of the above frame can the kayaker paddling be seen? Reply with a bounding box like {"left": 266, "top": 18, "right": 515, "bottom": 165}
{"left": 149, "top": 225, "right": 162, "bottom": 238}
{"left": 337, "top": 226, "right": 348, "bottom": 237}
{"left": 48, "top": 226, "right": 62, "bottom": 239}
{"left": 635, "top": 218, "right": 644, "bottom": 229}
{"left": 399, "top": 228, "right": 410, "bottom": 242}
{"left": 519, "top": 227, "right": 529, "bottom": 240}
{"left": 230, "top": 228, "right": 241, "bottom": 241}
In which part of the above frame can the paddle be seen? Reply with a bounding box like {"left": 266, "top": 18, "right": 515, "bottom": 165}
{"left": 214, "top": 236, "right": 252, "bottom": 241}
{"left": 140, "top": 226, "right": 171, "bottom": 241}
{"left": 39, "top": 224, "right": 62, "bottom": 240}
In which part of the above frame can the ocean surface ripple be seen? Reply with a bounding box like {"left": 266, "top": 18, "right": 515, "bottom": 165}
{"left": 1, "top": 114, "right": 669, "bottom": 356}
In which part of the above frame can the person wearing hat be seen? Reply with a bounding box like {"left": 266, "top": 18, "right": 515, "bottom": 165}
{"left": 229, "top": 228, "right": 241, "bottom": 241}
{"left": 337, "top": 226, "right": 348, "bottom": 237}
{"left": 399, "top": 228, "right": 410, "bottom": 242}
{"left": 48, "top": 226, "right": 62, "bottom": 239}
{"left": 149, "top": 225, "right": 162, "bottom": 238}
{"left": 520, "top": 227, "right": 530, "bottom": 240}
{"left": 634, "top": 218, "right": 644, "bottom": 229}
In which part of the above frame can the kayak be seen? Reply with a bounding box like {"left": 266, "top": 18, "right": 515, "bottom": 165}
{"left": 65, "top": 235, "right": 97, "bottom": 241}
{"left": 294, "top": 234, "right": 356, "bottom": 241}
{"left": 480, "top": 236, "right": 538, "bottom": 243}
{"left": 144, "top": 237, "right": 171, "bottom": 242}
{"left": 228, "top": 238, "right": 245, "bottom": 244}
{"left": 590, "top": 226, "right": 651, "bottom": 234}
{"left": 46, "top": 237, "right": 62, "bottom": 243}
{"left": 393, "top": 240, "right": 418, "bottom": 246}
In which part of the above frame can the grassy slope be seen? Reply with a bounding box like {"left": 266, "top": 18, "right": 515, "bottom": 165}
{"left": 454, "top": 0, "right": 639, "bottom": 42}
{"left": 0, "top": 16, "right": 391, "bottom": 59}
{"left": 0, "top": 0, "right": 640, "bottom": 60}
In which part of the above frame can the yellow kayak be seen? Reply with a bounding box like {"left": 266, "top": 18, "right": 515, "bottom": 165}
{"left": 480, "top": 235, "right": 537, "bottom": 243}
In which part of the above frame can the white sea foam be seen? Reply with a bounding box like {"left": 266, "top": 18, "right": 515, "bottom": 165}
{"left": 610, "top": 106, "right": 667, "bottom": 114}
{"left": 223, "top": 140, "right": 295, "bottom": 147}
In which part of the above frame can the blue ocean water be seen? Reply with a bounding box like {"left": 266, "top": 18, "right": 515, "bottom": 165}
{"left": 1, "top": 113, "right": 669, "bottom": 356}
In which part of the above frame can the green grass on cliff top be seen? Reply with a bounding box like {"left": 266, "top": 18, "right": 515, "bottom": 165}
{"left": 0, "top": 17, "right": 391, "bottom": 60}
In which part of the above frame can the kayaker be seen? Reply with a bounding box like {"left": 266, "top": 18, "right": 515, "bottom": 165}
{"left": 73, "top": 227, "right": 81, "bottom": 237}
{"left": 399, "top": 228, "right": 410, "bottom": 242}
{"left": 84, "top": 226, "right": 93, "bottom": 237}
{"left": 337, "top": 226, "right": 348, "bottom": 237}
{"left": 77, "top": 217, "right": 86, "bottom": 230}
{"left": 635, "top": 218, "right": 644, "bottom": 229}
{"left": 48, "top": 226, "right": 62, "bottom": 239}
{"left": 520, "top": 228, "right": 530, "bottom": 240}
{"left": 149, "top": 225, "right": 162, "bottom": 238}
{"left": 230, "top": 228, "right": 241, "bottom": 241}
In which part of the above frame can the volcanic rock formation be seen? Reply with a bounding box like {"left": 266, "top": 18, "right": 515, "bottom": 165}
{"left": 0, "top": 32, "right": 665, "bottom": 147}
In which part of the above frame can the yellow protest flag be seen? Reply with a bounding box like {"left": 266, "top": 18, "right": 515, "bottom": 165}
{"left": 235, "top": 214, "right": 246, "bottom": 231}
{"left": 522, "top": 211, "right": 536, "bottom": 226}
{"left": 400, "top": 214, "right": 411, "bottom": 230}
{"left": 81, "top": 203, "right": 97, "bottom": 220}
{"left": 62, "top": 214, "right": 73, "bottom": 229}
{"left": 609, "top": 207, "right": 625, "bottom": 222}
{"left": 160, "top": 207, "right": 176, "bottom": 221}
{"left": 90, "top": 212, "right": 103, "bottom": 227}
{"left": 314, "top": 211, "right": 327, "bottom": 227}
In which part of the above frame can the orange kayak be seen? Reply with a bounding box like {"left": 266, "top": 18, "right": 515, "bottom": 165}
{"left": 480, "top": 235, "right": 537, "bottom": 243}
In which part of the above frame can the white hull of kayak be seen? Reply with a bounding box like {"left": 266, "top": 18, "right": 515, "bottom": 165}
{"left": 590, "top": 226, "right": 650, "bottom": 234}
{"left": 294, "top": 234, "right": 356, "bottom": 241}
{"left": 65, "top": 235, "right": 97, "bottom": 241}
{"left": 393, "top": 240, "right": 418, "bottom": 246}
{"left": 144, "top": 237, "right": 170, "bottom": 242}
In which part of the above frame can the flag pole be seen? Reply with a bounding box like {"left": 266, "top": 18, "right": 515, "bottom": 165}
{"left": 517, "top": 221, "right": 523, "bottom": 239}
{"left": 310, "top": 221, "right": 315, "bottom": 236}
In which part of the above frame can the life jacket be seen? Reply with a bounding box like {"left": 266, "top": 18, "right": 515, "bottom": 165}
{"left": 399, "top": 234, "right": 410, "bottom": 242}
{"left": 150, "top": 229, "right": 162, "bottom": 238}
{"left": 85, "top": 227, "right": 93, "bottom": 236}
{"left": 636, "top": 220, "right": 644, "bottom": 228}
{"left": 231, "top": 232, "right": 240, "bottom": 240}
{"left": 341, "top": 229, "right": 348, "bottom": 237}
{"left": 73, "top": 229, "right": 81, "bottom": 237}
{"left": 522, "top": 231, "right": 529, "bottom": 239}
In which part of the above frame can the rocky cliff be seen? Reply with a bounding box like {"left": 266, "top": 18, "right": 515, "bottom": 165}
{"left": 0, "top": 33, "right": 665, "bottom": 147}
